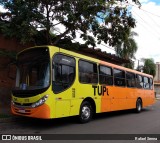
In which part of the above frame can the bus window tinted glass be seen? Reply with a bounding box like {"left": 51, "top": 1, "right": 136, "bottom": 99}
{"left": 99, "top": 65, "right": 113, "bottom": 85}
{"left": 126, "top": 72, "right": 135, "bottom": 87}
{"left": 114, "top": 69, "right": 125, "bottom": 86}
{"left": 52, "top": 54, "right": 75, "bottom": 93}
{"left": 79, "top": 60, "right": 98, "bottom": 84}
{"left": 136, "top": 75, "right": 144, "bottom": 88}
{"left": 150, "top": 78, "right": 153, "bottom": 89}
{"left": 144, "top": 77, "right": 150, "bottom": 89}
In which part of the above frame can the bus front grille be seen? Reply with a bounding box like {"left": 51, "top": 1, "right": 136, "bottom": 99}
{"left": 14, "top": 102, "right": 32, "bottom": 107}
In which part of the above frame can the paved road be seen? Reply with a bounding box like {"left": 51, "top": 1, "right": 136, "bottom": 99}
{"left": 0, "top": 100, "right": 160, "bottom": 142}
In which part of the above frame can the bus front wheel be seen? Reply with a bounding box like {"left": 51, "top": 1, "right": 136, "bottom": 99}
{"left": 79, "top": 101, "right": 93, "bottom": 123}
{"left": 136, "top": 99, "right": 142, "bottom": 113}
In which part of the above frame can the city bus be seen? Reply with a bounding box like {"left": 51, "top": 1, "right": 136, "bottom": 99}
{"left": 11, "top": 46, "right": 155, "bottom": 123}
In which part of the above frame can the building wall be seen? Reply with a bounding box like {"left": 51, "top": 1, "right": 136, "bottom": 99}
{"left": 0, "top": 34, "right": 33, "bottom": 88}
{"left": 0, "top": 34, "right": 33, "bottom": 114}
{"left": 154, "top": 62, "right": 160, "bottom": 95}
{"left": 154, "top": 85, "right": 160, "bottom": 96}
{"left": 154, "top": 62, "right": 160, "bottom": 82}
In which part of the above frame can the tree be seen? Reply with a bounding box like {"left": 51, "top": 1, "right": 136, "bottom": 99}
{"left": 143, "top": 58, "right": 156, "bottom": 77}
{"left": 115, "top": 28, "right": 138, "bottom": 69}
{"left": 0, "top": 0, "right": 141, "bottom": 46}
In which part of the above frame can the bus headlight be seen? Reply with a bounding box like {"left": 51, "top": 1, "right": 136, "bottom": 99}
{"left": 31, "top": 95, "right": 48, "bottom": 108}
{"left": 11, "top": 100, "right": 15, "bottom": 105}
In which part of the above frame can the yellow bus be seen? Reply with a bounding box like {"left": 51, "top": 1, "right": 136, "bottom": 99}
{"left": 11, "top": 46, "right": 155, "bottom": 123}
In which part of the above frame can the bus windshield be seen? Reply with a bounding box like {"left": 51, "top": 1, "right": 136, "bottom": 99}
{"left": 15, "top": 47, "right": 50, "bottom": 91}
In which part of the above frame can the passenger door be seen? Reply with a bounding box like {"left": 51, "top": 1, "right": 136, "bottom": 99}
{"left": 52, "top": 54, "right": 76, "bottom": 118}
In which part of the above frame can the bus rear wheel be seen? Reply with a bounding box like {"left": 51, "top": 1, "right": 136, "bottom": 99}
{"left": 79, "top": 101, "right": 93, "bottom": 123}
{"left": 136, "top": 99, "right": 142, "bottom": 113}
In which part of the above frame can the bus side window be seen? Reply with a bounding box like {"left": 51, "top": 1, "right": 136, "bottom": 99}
{"left": 52, "top": 54, "right": 76, "bottom": 93}
{"left": 144, "top": 77, "right": 150, "bottom": 89}
{"left": 79, "top": 60, "right": 98, "bottom": 84}
{"left": 113, "top": 69, "right": 125, "bottom": 87}
{"left": 136, "top": 75, "right": 144, "bottom": 88}
{"left": 99, "top": 65, "right": 113, "bottom": 85}
{"left": 126, "top": 72, "right": 135, "bottom": 88}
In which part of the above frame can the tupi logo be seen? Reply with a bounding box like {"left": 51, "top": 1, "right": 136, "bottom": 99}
{"left": 92, "top": 85, "right": 109, "bottom": 96}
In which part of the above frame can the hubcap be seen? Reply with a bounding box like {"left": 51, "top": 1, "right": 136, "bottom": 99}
{"left": 81, "top": 106, "right": 90, "bottom": 120}
{"left": 137, "top": 102, "right": 141, "bottom": 111}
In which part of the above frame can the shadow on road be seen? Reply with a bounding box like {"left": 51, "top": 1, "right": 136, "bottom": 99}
{"left": 94, "top": 108, "right": 151, "bottom": 121}
{"left": 11, "top": 116, "right": 78, "bottom": 133}
{"left": 10, "top": 108, "right": 152, "bottom": 132}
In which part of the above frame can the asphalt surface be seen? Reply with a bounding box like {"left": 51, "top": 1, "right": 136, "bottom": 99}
{"left": 0, "top": 100, "right": 160, "bottom": 143}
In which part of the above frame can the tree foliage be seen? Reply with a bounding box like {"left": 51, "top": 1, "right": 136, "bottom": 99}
{"left": 143, "top": 58, "right": 156, "bottom": 77}
{"left": 0, "top": 49, "right": 16, "bottom": 60}
{"left": 115, "top": 28, "right": 138, "bottom": 69}
{"left": 0, "top": 0, "right": 140, "bottom": 46}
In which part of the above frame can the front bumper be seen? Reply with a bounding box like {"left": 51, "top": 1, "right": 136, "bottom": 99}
{"left": 11, "top": 103, "right": 51, "bottom": 119}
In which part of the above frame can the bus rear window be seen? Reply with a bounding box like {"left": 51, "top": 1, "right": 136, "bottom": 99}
{"left": 150, "top": 78, "right": 153, "bottom": 89}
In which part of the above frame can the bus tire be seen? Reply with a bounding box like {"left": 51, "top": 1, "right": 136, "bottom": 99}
{"left": 79, "top": 101, "right": 93, "bottom": 123}
{"left": 136, "top": 99, "right": 142, "bottom": 113}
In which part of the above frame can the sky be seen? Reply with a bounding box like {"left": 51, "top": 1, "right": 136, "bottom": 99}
{"left": 0, "top": 1, "right": 160, "bottom": 66}
{"left": 54, "top": 0, "right": 160, "bottom": 66}
{"left": 96, "top": 0, "right": 160, "bottom": 66}
{"left": 130, "top": 0, "right": 160, "bottom": 65}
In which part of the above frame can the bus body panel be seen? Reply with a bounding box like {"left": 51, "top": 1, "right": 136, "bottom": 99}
{"left": 11, "top": 103, "right": 50, "bottom": 119}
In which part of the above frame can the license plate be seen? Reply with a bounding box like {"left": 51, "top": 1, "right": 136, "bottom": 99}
{"left": 19, "top": 109, "right": 25, "bottom": 113}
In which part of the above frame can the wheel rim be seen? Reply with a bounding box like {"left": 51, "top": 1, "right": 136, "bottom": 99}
{"left": 137, "top": 101, "right": 141, "bottom": 111}
{"left": 81, "top": 105, "right": 91, "bottom": 120}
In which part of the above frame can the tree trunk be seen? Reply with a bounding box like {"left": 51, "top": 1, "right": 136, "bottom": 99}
{"left": 46, "top": 3, "right": 51, "bottom": 45}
